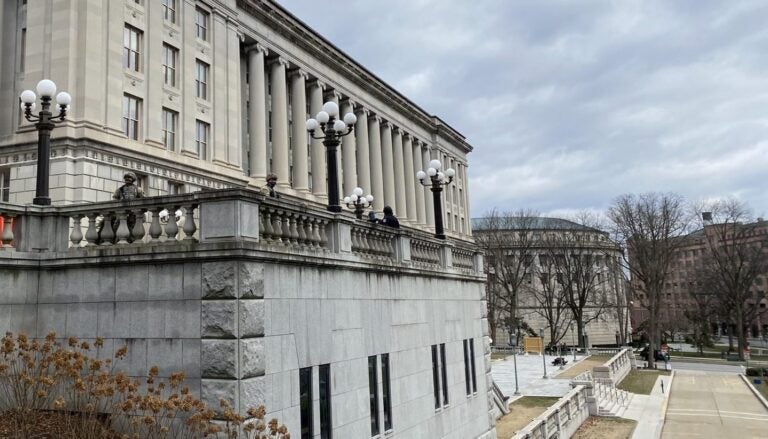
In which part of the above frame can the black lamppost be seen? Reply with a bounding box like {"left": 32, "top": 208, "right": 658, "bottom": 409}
{"left": 416, "top": 159, "right": 455, "bottom": 239}
{"left": 344, "top": 187, "right": 374, "bottom": 219}
{"left": 19, "top": 79, "right": 71, "bottom": 206}
{"left": 306, "top": 102, "right": 357, "bottom": 213}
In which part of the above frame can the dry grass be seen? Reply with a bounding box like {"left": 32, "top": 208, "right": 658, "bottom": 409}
{"left": 0, "top": 331, "right": 289, "bottom": 439}
{"left": 495, "top": 396, "right": 558, "bottom": 438}
{"left": 572, "top": 416, "right": 636, "bottom": 439}
{"left": 617, "top": 370, "right": 670, "bottom": 395}
{"left": 555, "top": 355, "right": 613, "bottom": 379}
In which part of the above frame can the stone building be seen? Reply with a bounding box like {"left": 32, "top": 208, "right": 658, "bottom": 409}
{"left": 473, "top": 217, "right": 628, "bottom": 348}
{"left": 0, "top": 1, "right": 494, "bottom": 438}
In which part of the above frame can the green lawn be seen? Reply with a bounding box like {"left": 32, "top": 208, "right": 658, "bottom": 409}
{"left": 511, "top": 396, "right": 560, "bottom": 408}
{"left": 617, "top": 370, "right": 670, "bottom": 395}
{"left": 491, "top": 352, "right": 509, "bottom": 360}
{"left": 749, "top": 378, "right": 768, "bottom": 400}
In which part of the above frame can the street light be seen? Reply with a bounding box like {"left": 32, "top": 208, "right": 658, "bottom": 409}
{"left": 512, "top": 323, "right": 520, "bottom": 395}
{"left": 570, "top": 323, "right": 576, "bottom": 362}
{"left": 19, "top": 79, "right": 71, "bottom": 206}
{"left": 416, "top": 159, "right": 455, "bottom": 239}
{"left": 306, "top": 101, "right": 357, "bottom": 213}
{"left": 343, "top": 187, "right": 374, "bottom": 219}
{"left": 540, "top": 327, "right": 548, "bottom": 379}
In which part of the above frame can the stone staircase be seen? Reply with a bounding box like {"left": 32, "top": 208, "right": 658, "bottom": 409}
{"left": 594, "top": 381, "right": 633, "bottom": 417}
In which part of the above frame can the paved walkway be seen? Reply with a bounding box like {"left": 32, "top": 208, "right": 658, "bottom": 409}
{"left": 661, "top": 370, "right": 768, "bottom": 438}
{"left": 622, "top": 373, "right": 672, "bottom": 439}
{"left": 491, "top": 353, "right": 586, "bottom": 397}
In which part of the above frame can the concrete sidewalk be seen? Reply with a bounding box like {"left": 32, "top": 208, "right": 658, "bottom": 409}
{"left": 491, "top": 353, "right": 587, "bottom": 398}
{"left": 622, "top": 373, "right": 673, "bottom": 439}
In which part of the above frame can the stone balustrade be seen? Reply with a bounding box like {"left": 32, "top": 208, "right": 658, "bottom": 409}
{"left": 512, "top": 385, "right": 590, "bottom": 439}
{"left": 0, "top": 204, "right": 25, "bottom": 250}
{"left": 592, "top": 348, "right": 634, "bottom": 385}
{"left": 351, "top": 223, "right": 397, "bottom": 261}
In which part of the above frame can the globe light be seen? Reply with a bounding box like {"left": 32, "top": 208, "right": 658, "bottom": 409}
{"left": 429, "top": 159, "right": 441, "bottom": 170}
{"left": 427, "top": 167, "right": 437, "bottom": 177}
{"left": 306, "top": 118, "right": 319, "bottom": 131}
{"left": 350, "top": 194, "right": 358, "bottom": 202}
{"left": 437, "top": 172, "right": 445, "bottom": 181}
{"left": 322, "top": 101, "right": 339, "bottom": 117}
{"left": 20, "top": 90, "right": 36, "bottom": 104}
{"left": 333, "top": 120, "right": 346, "bottom": 132}
{"left": 416, "top": 171, "right": 426, "bottom": 180}
{"left": 36, "top": 79, "right": 57, "bottom": 98}
{"left": 55, "top": 91, "right": 71, "bottom": 106}
{"left": 343, "top": 112, "right": 357, "bottom": 125}
{"left": 344, "top": 196, "right": 351, "bottom": 204}
{"left": 445, "top": 168, "right": 456, "bottom": 178}
{"left": 365, "top": 194, "right": 374, "bottom": 202}
{"left": 353, "top": 187, "right": 364, "bottom": 196}
{"left": 316, "top": 111, "right": 330, "bottom": 124}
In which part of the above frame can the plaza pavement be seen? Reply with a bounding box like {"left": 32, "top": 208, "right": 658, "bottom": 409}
{"left": 622, "top": 372, "right": 672, "bottom": 439}
{"left": 491, "top": 353, "right": 587, "bottom": 398}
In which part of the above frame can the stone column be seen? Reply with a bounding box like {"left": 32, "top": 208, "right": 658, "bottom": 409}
{"left": 269, "top": 57, "right": 290, "bottom": 186}
{"left": 412, "top": 139, "right": 426, "bottom": 225}
{"left": 380, "top": 122, "right": 395, "bottom": 209}
{"left": 309, "top": 80, "right": 326, "bottom": 196}
{"left": 368, "top": 116, "right": 384, "bottom": 210}
{"left": 403, "top": 134, "right": 417, "bottom": 223}
{"left": 422, "top": 144, "right": 435, "bottom": 228}
{"left": 290, "top": 69, "right": 309, "bottom": 191}
{"left": 355, "top": 108, "right": 371, "bottom": 196}
{"left": 248, "top": 45, "right": 268, "bottom": 180}
{"left": 462, "top": 164, "right": 471, "bottom": 235}
{"left": 392, "top": 128, "right": 407, "bottom": 221}
{"left": 341, "top": 100, "right": 358, "bottom": 198}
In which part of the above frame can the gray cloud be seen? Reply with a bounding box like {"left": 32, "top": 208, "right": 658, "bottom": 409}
{"left": 279, "top": 0, "right": 768, "bottom": 217}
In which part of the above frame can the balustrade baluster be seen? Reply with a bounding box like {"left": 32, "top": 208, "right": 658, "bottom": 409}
{"left": 115, "top": 211, "right": 131, "bottom": 245}
{"left": 261, "top": 208, "right": 273, "bottom": 242}
{"left": 148, "top": 208, "right": 163, "bottom": 242}
{"left": 165, "top": 206, "right": 180, "bottom": 242}
{"left": 100, "top": 212, "right": 115, "bottom": 245}
{"left": 310, "top": 218, "right": 321, "bottom": 247}
{"left": 280, "top": 212, "right": 291, "bottom": 245}
{"left": 70, "top": 214, "right": 83, "bottom": 247}
{"left": 296, "top": 215, "right": 307, "bottom": 246}
{"left": 289, "top": 214, "right": 300, "bottom": 244}
{"left": 271, "top": 209, "right": 283, "bottom": 243}
{"left": 1, "top": 214, "right": 14, "bottom": 248}
{"left": 132, "top": 209, "right": 147, "bottom": 243}
{"left": 183, "top": 204, "right": 198, "bottom": 240}
{"left": 85, "top": 214, "right": 99, "bottom": 246}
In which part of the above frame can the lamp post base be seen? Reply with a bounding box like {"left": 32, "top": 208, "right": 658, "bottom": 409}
{"left": 33, "top": 196, "right": 51, "bottom": 206}
{"left": 435, "top": 233, "right": 446, "bottom": 240}
{"left": 327, "top": 205, "right": 342, "bottom": 213}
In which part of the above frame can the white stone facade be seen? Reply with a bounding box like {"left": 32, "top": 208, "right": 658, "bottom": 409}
{"left": 0, "top": 0, "right": 472, "bottom": 238}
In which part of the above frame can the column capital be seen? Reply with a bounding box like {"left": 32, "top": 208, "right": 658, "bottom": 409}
{"left": 325, "top": 90, "right": 342, "bottom": 102}
{"left": 369, "top": 114, "right": 382, "bottom": 123}
{"left": 392, "top": 126, "right": 404, "bottom": 135}
{"left": 308, "top": 78, "right": 326, "bottom": 90}
{"left": 342, "top": 98, "right": 357, "bottom": 109}
{"left": 254, "top": 43, "right": 269, "bottom": 55}
{"left": 355, "top": 106, "right": 369, "bottom": 117}
{"left": 289, "top": 68, "right": 309, "bottom": 81}
{"left": 381, "top": 120, "right": 394, "bottom": 130}
{"left": 270, "top": 56, "right": 290, "bottom": 69}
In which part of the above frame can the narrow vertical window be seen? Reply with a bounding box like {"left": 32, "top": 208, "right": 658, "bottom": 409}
{"left": 162, "top": 0, "right": 177, "bottom": 24}
{"left": 300, "top": 367, "right": 313, "bottom": 439}
{"left": 440, "top": 343, "right": 448, "bottom": 406}
{"left": 0, "top": 168, "right": 10, "bottom": 202}
{"left": 195, "top": 7, "right": 209, "bottom": 41}
{"left": 122, "top": 95, "right": 140, "bottom": 140}
{"left": 167, "top": 181, "right": 184, "bottom": 195}
{"left": 123, "top": 25, "right": 142, "bottom": 71}
{"left": 368, "top": 356, "right": 379, "bottom": 436}
{"left": 196, "top": 120, "right": 209, "bottom": 160}
{"left": 162, "top": 108, "right": 178, "bottom": 151}
{"left": 381, "top": 354, "right": 392, "bottom": 431}
{"left": 463, "top": 340, "right": 471, "bottom": 396}
{"left": 431, "top": 345, "right": 440, "bottom": 409}
{"left": 469, "top": 338, "right": 477, "bottom": 393}
{"left": 162, "top": 44, "right": 178, "bottom": 87}
{"left": 19, "top": 28, "right": 26, "bottom": 72}
{"left": 319, "top": 364, "right": 332, "bottom": 439}
{"left": 196, "top": 60, "right": 209, "bottom": 100}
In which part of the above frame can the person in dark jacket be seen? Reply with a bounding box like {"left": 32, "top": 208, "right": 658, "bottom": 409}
{"left": 379, "top": 206, "right": 400, "bottom": 228}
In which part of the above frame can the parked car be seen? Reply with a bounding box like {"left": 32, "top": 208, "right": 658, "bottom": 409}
{"left": 639, "top": 346, "right": 669, "bottom": 362}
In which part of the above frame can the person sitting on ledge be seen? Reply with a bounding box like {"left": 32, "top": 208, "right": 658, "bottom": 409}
{"left": 379, "top": 206, "right": 400, "bottom": 228}
{"left": 113, "top": 172, "right": 144, "bottom": 200}
{"left": 261, "top": 173, "right": 280, "bottom": 198}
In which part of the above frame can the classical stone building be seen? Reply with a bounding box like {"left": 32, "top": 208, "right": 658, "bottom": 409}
{"left": 0, "top": 1, "right": 494, "bottom": 438}
{"left": 473, "top": 217, "right": 629, "bottom": 348}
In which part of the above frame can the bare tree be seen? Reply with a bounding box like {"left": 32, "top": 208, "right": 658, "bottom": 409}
{"left": 693, "top": 199, "right": 768, "bottom": 360}
{"left": 474, "top": 208, "right": 539, "bottom": 345}
{"left": 531, "top": 254, "right": 571, "bottom": 347}
{"left": 608, "top": 193, "right": 689, "bottom": 368}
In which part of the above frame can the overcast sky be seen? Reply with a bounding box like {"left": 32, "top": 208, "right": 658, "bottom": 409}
{"left": 279, "top": 0, "right": 768, "bottom": 219}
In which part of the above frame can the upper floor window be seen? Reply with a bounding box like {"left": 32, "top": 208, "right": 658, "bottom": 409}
{"left": 195, "top": 8, "right": 209, "bottom": 41}
{"left": 162, "top": 0, "right": 177, "bottom": 24}
{"left": 122, "top": 94, "right": 141, "bottom": 140}
{"left": 196, "top": 60, "right": 209, "bottom": 100}
{"left": 196, "top": 120, "right": 209, "bottom": 160}
{"left": 0, "top": 168, "right": 10, "bottom": 202}
{"left": 162, "top": 44, "right": 178, "bottom": 87}
{"left": 123, "top": 25, "right": 142, "bottom": 71}
{"left": 162, "top": 108, "right": 178, "bottom": 151}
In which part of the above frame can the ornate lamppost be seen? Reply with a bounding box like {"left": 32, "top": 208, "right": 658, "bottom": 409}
{"left": 540, "top": 327, "right": 549, "bottom": 379}
{"left": 306, "top": 102, "right": 357, "bottom": 213}
{"left": 19, "top": 79, "right": 71, "bottom": 206}
{"left": 343, "top": 187, "right": 374, "bottom": 219}
{"left": 416, "top": 159, "right": 455, "bottom": 239}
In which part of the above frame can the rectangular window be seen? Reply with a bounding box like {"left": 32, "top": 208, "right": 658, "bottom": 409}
{"left": 431, "top": 345, "right": 440, "bottom": 409}
{"left": 469, "top": 338, "right": 477, "bottom": 393}
{"left": 167, "top": 181, "right": 184, "bottom": 195}
{"left": 368, "top": 356, "right": 379, "bottom": 436}
{"left": 319, "top": 364, "right": 332, "bottom": 439}
{"left": 162, "top": 108, "right": 178, "bottom": 151}
{"left": 196, "top": 120, "right": 209, "bottom": 160}
{"left": 196, "top": 60, "right": 209, "bottom": 100}
{"left": 122, "top": 94, "right": 141, "bottom": 140}
{"left": 195, "top": 7, "right": 209, "bottom": 41}
{"left": 300, "top": 367, "right": 313, "bottom": 439}
{"left": 440, "top": 343, "right": 448, "bottom": 406}
{"left": 162, "top": 0, "right": 177, "bottom": 24}
{"left": 0, "top": 168, "right": 9, "bottom": 202}
{"left": 381, "top": 354, "right": 392, "bottom": 431}
{"left": 20, "top": 28, "right": 26, "bottom": 72}
{"left": 123, "top": 25, "right": 142, "bottom": 71}
{"left": 463, "top": 340, "right": 471, "bottom": 396}
{"left": 162, "top": 44, "right": 178, "bottom": 87}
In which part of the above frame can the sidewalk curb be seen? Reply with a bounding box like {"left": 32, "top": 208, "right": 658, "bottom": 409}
{"left": 656, "top": 370, "right": 675, "bottom": 439}
{"left": 739, "top": 373, "right": 768, "bottom": 410}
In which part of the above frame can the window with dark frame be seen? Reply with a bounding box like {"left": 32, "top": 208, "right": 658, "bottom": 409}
{"left": 319, "top": 364, "right": 332, "bottom": 439}
{"left": 299, "top": 367, "right": 313, "bottom": 439}
{"left": 195, "top": 7, "right": 209, "bottom": 41}
{"left": 463, "top": 340, "right": 471, "bottom": 396}
{"left": 167, "top": 181, "right": 184, "bottom": 195}
{"left": 431, "top": 345, "right": 440, "bottom": 409}
{"left": 469, "top": 338, "right": 477, "bottom": 393}
{"left": 0, "top": 168, "right": 10, "bottom": 202}
{"left": 123, "top": 25, "right": 142, "bottom": 71}
{"left": 122, "top": 94, "right": 140, "bottom": 140}
{"left": 196, "top": 120, "right": 209, "bottom": 160}
{"left": 368, "top": 356, "right": 379, "bottom": 437}
{"left": 20, "top": 28, "right": 26, "bottom": 72}
{"left": 381, "top": 354, "right": 392, "bottom": 431}
{"left": 440, "top": 343, "right": 448, "bottom": 406}
{"left": 196, "top": 60, "right": 209, "bottom": 100}
{"left": 162, "top": 0, "right": 177, "bottom": 24}
{"left": 162, "top": 108, "right": 178, "bottom": 151}
{"left": 162, "top": 44, "right": 178, "bottom": 87}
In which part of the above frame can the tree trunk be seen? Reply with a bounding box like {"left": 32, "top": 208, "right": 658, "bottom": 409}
{"left": 488, "top": 312, "right": 497, "bottom": 346}
{"left": 648, "top": 305, "right": 658, "bottom": 369}
{"left": 737, "top": 312, "right": 746, "bottom": 361}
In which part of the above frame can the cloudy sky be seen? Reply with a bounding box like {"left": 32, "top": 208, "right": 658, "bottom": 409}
{"left": 279, "top": 0, "right": 768, "bottom": 219}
